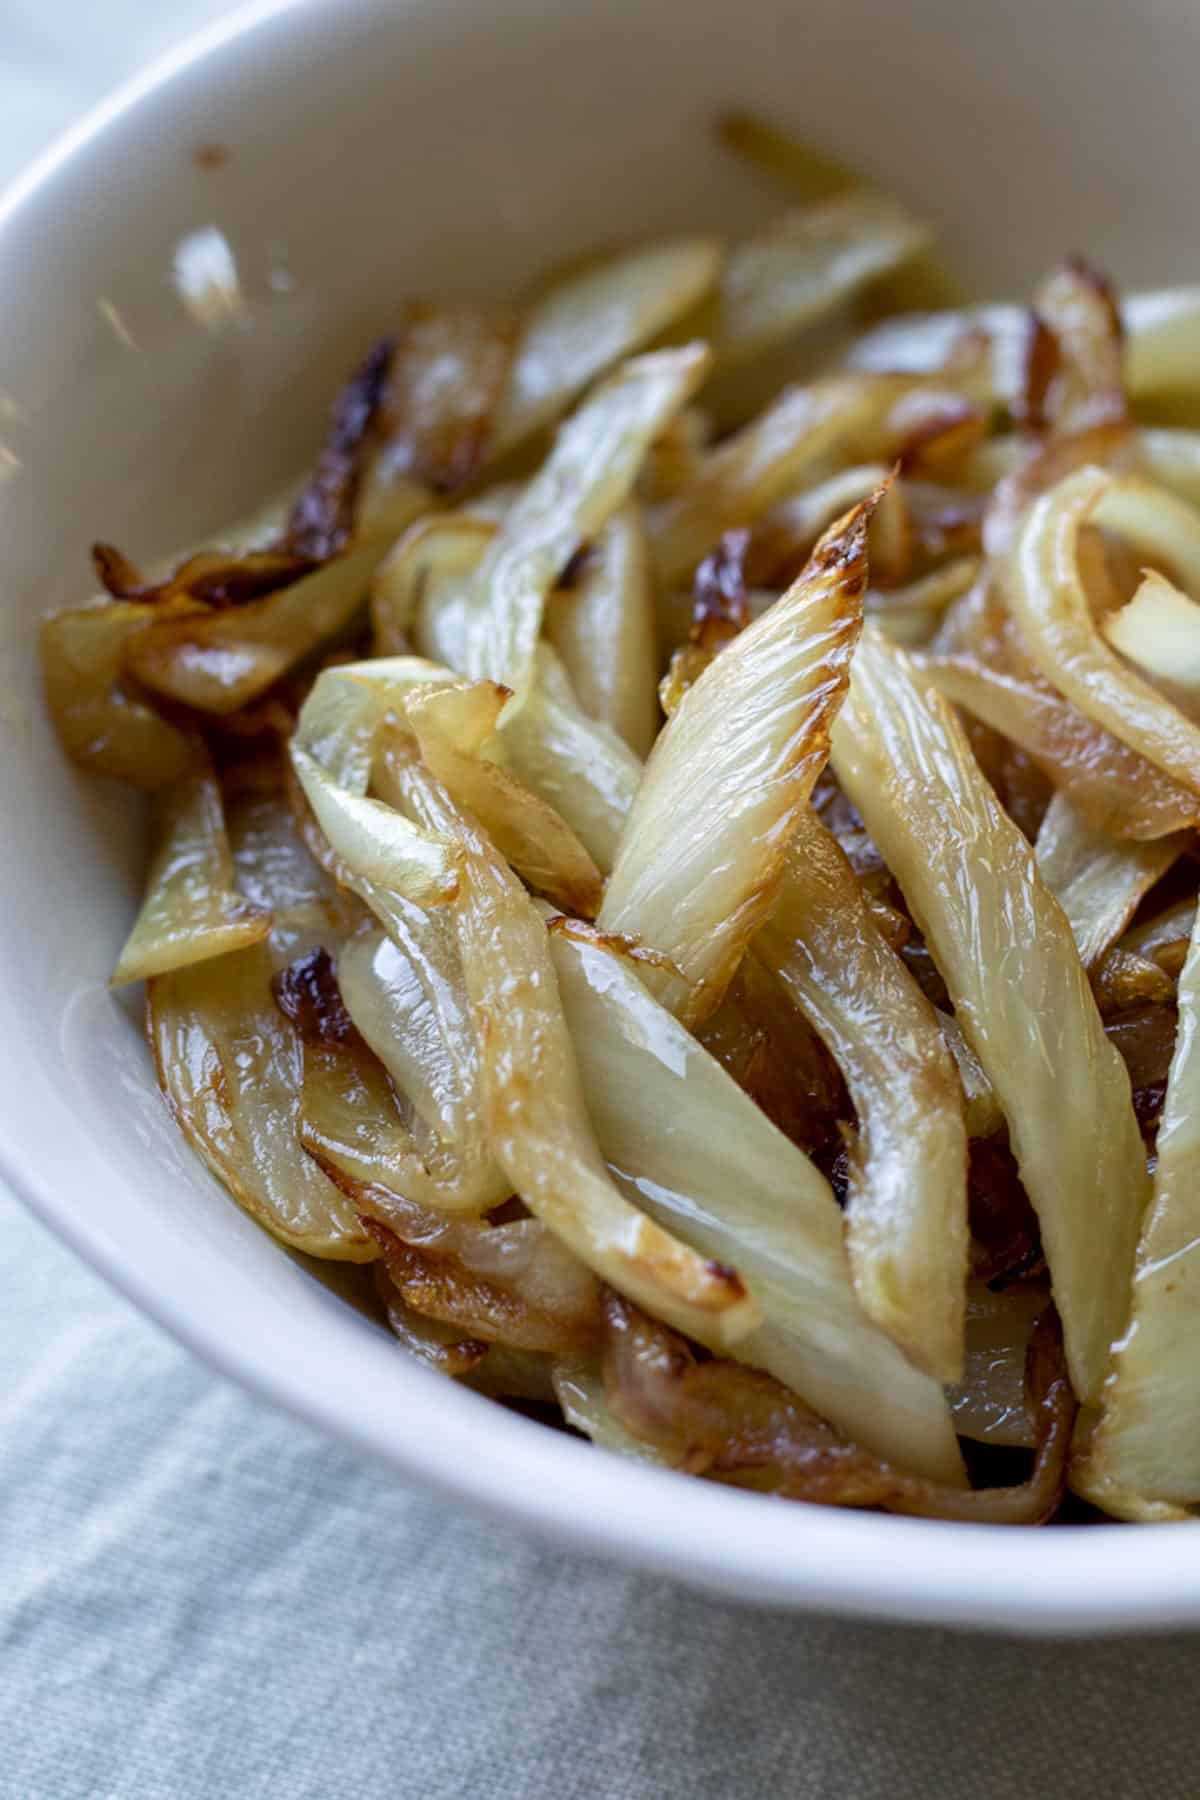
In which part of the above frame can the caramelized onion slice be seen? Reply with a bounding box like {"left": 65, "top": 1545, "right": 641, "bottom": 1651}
{"left": 92, "top": 542, "right": 320, "bottom": 608}
{"left": 286, "top": 335, "right": 394, "bottom": 558}
{"left": 599, "top": 492, "right": 875, "bottom": 1024}
{"left": 1022, "top": 257, "right": 1126, "bottom": 438}
{"left": 1010, "top": 468, "right": 1200, "bottom": 793}
{"left": 41, "top": 600, "right": 205, "bottom": 788}
{"left": 649, "top": 375, "right": 981, "bottom": 589}
{"left": 112, "top": 769, "right": 271, "bottom": 986}
{"left": 378, "top": 1262, "right": 565, "bottom": 1401}
{"left": 922, "top": 654, "right": 1200, "bottom": 840}
{"left": 552, "top": 1356, "right": 675, "bottom": 1464}
{"left": 846, "top": 288, "right": 1200, "bottom": 413}
{"left": 147, "top": 900, "right": 375, "bottom": 1259}
{"left": 374, "top": 1266, "right": 491, "bottom": 1378}
{"left": 127, "top": 541, "right": 389, "bottom": 716}
{"left": 831, "top": 627, "right": 1150, "bottom": 1403}
{"left": 547, "top": 918, "right": 964, "bottom": 1482}
{"left": 603, "top": 1293, "right": 1073, "bottom": 1524}
{"left": 756, "top": 811, "right": 968, "bottom": 1383}
{"left": 364, "top": 1215, "right": 601, "bottom": 1355}
{"left": 369, "top": 302, "right": 517, "bottom": 503}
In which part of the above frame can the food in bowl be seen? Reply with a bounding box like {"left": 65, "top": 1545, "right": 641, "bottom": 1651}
{"left": 40, "top": 115, "right": 1200, "bottom": 1524}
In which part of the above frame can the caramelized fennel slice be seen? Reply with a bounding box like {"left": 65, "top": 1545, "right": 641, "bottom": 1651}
{"left": 461, "top": 344, "right": 710, "bottom": 711}
{"left": 755, "top": 812, "right": 968, "bottom": 1384}
{"left": 544, "top": 502, "right": 660, "bottom": 758}
{"left": 921, "top": 653, "right": 1200, "bottom": 840}
{"left": 1079, "top": 904, "right": 1200, "bottom": 1506}
{"left": 1033, "top": 789, "right": 1184, "bottom": 968}
{"left": 598, "top": 491, "right": 876, "bottom": 1024}
{"left": 379, "top": 740, "right": 761, "bottom": 1351}
{"left": 546, "top": 919, "right": 965, "bottom": 1484}
{"left": 147, "top": 901, "right": 375, "bottom": 1260}
{"left": 112, "top": 769, "right": 271, "bottom": 985}
{"left": 1009, "top": 468, "right": 1200, "bottom": 795}
{"left": 490, "top": 239, "right": 722, "bottom": 457}
{"left": 602, "top": 1294, "right": 1070, "bottom": 1521}
{"left": 830, "top": 627, "right": 1150, "bottom": 1404}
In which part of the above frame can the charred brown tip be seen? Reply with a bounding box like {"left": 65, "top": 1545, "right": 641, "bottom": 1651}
{"left": 690, "top": 529, "right": 752, "bottom": 651}
{"left": 92, "top": 541, "right": 148, "bottom": 600}
{"left": 1063, "top": 253, "right": 1125, "bottom": 343}
{"left": 808, "top": 477, "right": 886, "bottom": 577}
{"left": 559, "top": 545, "right": 597, "bottom": 590}
{"left": 893, "top": 395, "right": 983, "bottom": 473}
{"left": 271, "top": 946, "right": 358, "bottom": 1045}
{"left": 1017, "top": 312, "right": 1060, "bottom": 433}
{"left": 545, "top": 913, "right": 688, "bottom": 980}
{"left": 705, "top": 1259, "right": 746, "bottom": 1296}
{"left": 91, "top": 542, "right": 318, "bottom": 610}
{"left": 285, "top": 335, "right": 396, "bottom": 560}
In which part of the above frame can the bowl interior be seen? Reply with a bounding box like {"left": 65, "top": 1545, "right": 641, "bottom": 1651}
{"left": 3, "top": 0, "right": 1200, "bottom": 1634}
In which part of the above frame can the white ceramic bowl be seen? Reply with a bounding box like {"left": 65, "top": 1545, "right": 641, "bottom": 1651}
{"left": 4, "top": 0, "right": 1199, "bottom": 1637}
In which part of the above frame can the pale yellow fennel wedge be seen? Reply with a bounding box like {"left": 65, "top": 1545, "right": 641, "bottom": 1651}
{"left": 598, "top": 490, "right": 876, "bottom": 1025}
{"left": 378, "top": 737, "right": 762, "bottom": 1353}
{"left": 547, "top": 920, "right": 965, "bottom": 1484}
{"left": 112, "top": 769, "right": 270, "bottom": 986}
{"left": 460, "top": 343, "right": 710, "bottom": 713}
{"left": 755, "top": 809, "right": 968, "bottom": 1385}
{"left": 830, "top": 626, "right": 1150, "bottom": 1405}
{"left": 1074, "top": 904, "right": 1200, "bottom": 1514}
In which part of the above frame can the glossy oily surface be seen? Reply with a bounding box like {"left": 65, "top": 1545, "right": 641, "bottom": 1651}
{"left": 5, "top": 0, "right": 1200, "bottom": 1632}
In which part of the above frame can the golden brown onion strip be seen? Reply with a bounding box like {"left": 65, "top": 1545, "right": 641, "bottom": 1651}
{"left": 603, "top": 1293, "right": 1072, "bottom": 1524}
{"left": 1009, "top": 468, "right": 1200, "bottom": 794}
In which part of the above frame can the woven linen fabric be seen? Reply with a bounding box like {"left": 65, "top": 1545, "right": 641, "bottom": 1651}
{"left": 4, "top": 1187, "right": 1200, "bottom": 1800}
{"left": 3, "top": 10, "right": 1200, "bottom": 1798}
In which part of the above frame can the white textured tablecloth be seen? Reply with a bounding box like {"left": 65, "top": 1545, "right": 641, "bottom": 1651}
{"left": 3, "top": 10, "right": 1200, "bottom": 1798}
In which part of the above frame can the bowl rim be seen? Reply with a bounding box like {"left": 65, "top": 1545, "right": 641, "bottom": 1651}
{"left": 4, "top": 0, "right": 1200, "bottom": 1638}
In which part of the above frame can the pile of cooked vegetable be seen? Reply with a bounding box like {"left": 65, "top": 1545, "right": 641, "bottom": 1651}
{"left": 42, "top": 115, "right": 1200, "bottom": 1523}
